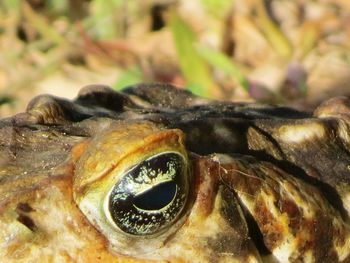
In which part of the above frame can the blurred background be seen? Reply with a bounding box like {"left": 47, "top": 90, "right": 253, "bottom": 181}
{"left": 1, "top": 0, "right": 350, "bottom": 117}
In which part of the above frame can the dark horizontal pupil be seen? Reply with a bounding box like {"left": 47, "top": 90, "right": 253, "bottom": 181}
{"left": 134, "top": 181, "right": 177, "bottom": 211}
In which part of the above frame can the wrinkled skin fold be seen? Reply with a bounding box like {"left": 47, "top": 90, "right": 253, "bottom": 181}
{"left": 0, "top": 84, "right": 350, "bottom": 262}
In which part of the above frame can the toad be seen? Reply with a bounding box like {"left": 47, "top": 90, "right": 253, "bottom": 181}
{"left": 1, "top": 84, "right": 350, "bottom": 262}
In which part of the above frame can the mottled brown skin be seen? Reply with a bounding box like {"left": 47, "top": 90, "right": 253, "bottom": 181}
{"left": 1, "top": 83, "right": 350, "bottom": 262}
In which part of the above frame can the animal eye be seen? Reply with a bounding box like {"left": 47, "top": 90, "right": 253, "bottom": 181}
{"left": 105, "top": 152, "right": 189, "bottom": 235}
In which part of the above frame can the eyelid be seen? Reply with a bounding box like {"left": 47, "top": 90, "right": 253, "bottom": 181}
{"left": 73, "top": 124, "right": 186, "bottom": 197}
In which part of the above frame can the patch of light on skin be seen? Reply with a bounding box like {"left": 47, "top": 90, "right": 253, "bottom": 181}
{"left": 342, "top": 193, "right": 350, "bottom": 217}
{"left": 260, "top": 191, "right": 278, "bottom": 217}
{"left": 158, "top": 203, "right": 225, "bottom": 261}
{"left": 279, "top": 122, "right": 325, "bottom": 144}
{"left": 282, "top": 180, "right": 315, "bottom": 219}
{"left": 272, "top": 233, "right": 298, "bottom": 262}
{"left": 303, "top": 250, "right": 315, "bottom": 263}
{"left": 2, "top": 220, "right": 34, "bottom": 245}
{"left": 333, "top": 209, "right": 350, "bottom": 261}
{"left": 213, "top": 123, "right": 239, "bottom": 145}
{"left": 260, "top": 191, "right": 297, "bottom": 262}
{"left": 337, "top": 120, "right": 350, "bottom": 148}
{"left": 80, "top": 194, "right": 109, "bottom": 229}
{"left": 246, "top": 255, "right": 262, "bottom": 263}
{"left": 333, "top": 193, "right": 350, "bottom": 261}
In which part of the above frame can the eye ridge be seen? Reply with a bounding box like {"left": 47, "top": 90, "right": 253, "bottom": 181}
{"left": 105, "top": 152, "right": 189, "bottom": 236}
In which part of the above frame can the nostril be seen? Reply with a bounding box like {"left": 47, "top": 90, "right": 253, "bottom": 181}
{"left": 17, "top": 214, "right": 36, "bottom": 231}
{"left": 134, "top": 181, "right": 177, "bottom": 211}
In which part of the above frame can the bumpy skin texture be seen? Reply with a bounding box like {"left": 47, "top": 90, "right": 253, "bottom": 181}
{"left": 1, "top": 83, "right": 350, "bottom": 262}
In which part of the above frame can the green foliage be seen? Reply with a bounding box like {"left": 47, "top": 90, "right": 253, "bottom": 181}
{"left": 0, "top": 96, "right": 15, "bottom": 106}
{"left": 254, "top": 1, "right": 292, "bottom": 59}
{"left": 46, "top": 0, "right": 69, "bottom": 15}
{"left": 86, "top": 0, "right": 124, "bottom": 39}
{"left": 22, "top": 1, "right": 67, "bottom": 46}
{"left": 1, "top": 0, "right": 20, "bottom": 11}
{"left": 197, "top": 46, "right": 249, "bottom": 91}
{"left": 298, "top": 24, "right": 319, "bottom": 59}
{"left": 170, "top": 14, "right": 216, "bottom": 97}
{"left": 298, "top": 79, "right": 308, "bottom": 95}
{"left": 201, "top": 0, "right": 234, "bottom": 17}
{"left": 113, "top": 65, "right": 143, "bottom": 90}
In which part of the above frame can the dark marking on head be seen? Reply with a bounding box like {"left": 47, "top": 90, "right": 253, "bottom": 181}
{"left": 240, "top": 203, "right": 271, "bottom": 255}
{"left": 220, "top": 185, "right": 247, "bottom": 236}
{"left": 175, "top": 119, "right": 249, "bottom": 155}
{"left": 17, "top": 214, "right": 36, "bottom": 231}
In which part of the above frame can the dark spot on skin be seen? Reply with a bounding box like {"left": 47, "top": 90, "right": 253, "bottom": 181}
{"left": 240, "top": 204, "right": 271, "bottom": 255}
{"left": 17, "top": 214, "right": 36, "bottom": 231}
{"left": 16, "top": 202, "right": 34, "bottom": 213}
{"left": 220, "top": 185, "right": 247, "bottom": 234}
